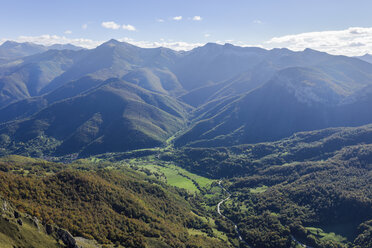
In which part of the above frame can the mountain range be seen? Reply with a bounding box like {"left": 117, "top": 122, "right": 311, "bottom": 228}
{"left": 0, "top": 39, "right": 372, "bottom": 157}
{"left": 1, "top": 39, "right": 372, "bottom": 248}
{"left": 0, "top": 40, "right": 82, "bottom": 62}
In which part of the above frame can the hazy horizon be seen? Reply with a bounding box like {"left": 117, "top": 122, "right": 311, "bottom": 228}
{"left": 1, "top": 0, "right": 372, "bottom": 56}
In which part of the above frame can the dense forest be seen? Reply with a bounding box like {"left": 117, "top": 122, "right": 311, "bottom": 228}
{"left": 0, "top": 156, "right": 234, "bottom": 248}
{"left": 0, "top": 125, "right": 371, "bottom": 248}
{"left": 162, "top": 126, "right": 372, "bottom": 248}
{"left": 1, "top": 123, "right": 372, "bottom": 247}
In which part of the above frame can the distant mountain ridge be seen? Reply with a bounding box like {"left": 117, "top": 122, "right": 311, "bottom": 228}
{"left": 0, "top": 40, "right": 83, "bottom": 61}
{"left": 1, "top": 39, "right": 372, "bottom": 156}
{"left": 356, "top": 53, "right": 372, "bottom": 64}
{"left": 176, "top": 64, "right": 372, "bottom": 147}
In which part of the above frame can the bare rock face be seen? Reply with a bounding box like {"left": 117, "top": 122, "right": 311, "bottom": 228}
{"left": 1, "top": 197, "right": 18, "bottom": 221}
{"left": 1, "top": 198, "right": 10, "bottom": 215}
{"left": 56, "top": 228, "right": 79, "bottom": 248}
{"left": 14, "top": 210, "right": 20, "bottom": 218}
{"left": 32, "top": 216, "right": 40, "bottom": 229}
{"left": 46, "top": 223, "right": 54, "bottom": 235}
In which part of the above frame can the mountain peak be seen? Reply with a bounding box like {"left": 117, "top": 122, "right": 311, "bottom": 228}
{"left": 360, "top": 53, "right": 372, "bottom": 58}
{"left": 1, "top": 40, "right": 19, "bottom": 47}
{"left": 100, "top": 39, "right": 121, "bottom": 47}
{"left": 0, "top": 41, "right": 82, "bottom": 51}
{"left": 192, "top": 42, "right": 224, "bottom": 53}
{"left": 270, "top": 47, "right": 292, "bottom": 53}
{"left": 99, "top": 39, "right": 139, "bottom": 50}
{"left": 303, "top": 48, "right": 328, "bottom": 55}
{"left": 304, "top": 48, "right": 316, "bottom": 52}
{"left": 0, "top": 40, "right": 48, "bottom": 60}
{"left": 357, "top": 53, "right": 372, "bottom": 64}
{"left": 203, "top": 42, "right": 222, "bottom": 48}
{"left": 1, "top": 40, "right": 40, "bottom": 48}
{"left": 223, "top": 43, "right": 235, "bottom": 48}
{"left": 108, "top": 38, "right": 121, "bottom": 44}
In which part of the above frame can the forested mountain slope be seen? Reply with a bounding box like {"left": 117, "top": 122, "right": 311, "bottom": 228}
{"left": 0, "top": 78, "right": 190, "bottom": 157}
{"left": 0, "top": 155, "right": 232, "bottom": 248}
{"left": 165, "top": 125, "right": 372, "bottom": 248}
{"left": 1, "top": 40, "right": 372, "bottom": 155}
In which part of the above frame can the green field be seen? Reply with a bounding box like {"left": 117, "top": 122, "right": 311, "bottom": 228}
{"left": 119, "top": 156, "right": 214, "bottom": 193}
{"left": 250, "top": 185, "right": 268, "bottom": 194}
{"left": 189, "top": 212, "right": 230, "bottom": 242}
{"left": 306, "top": 227, "right": 347, "bottom": 243}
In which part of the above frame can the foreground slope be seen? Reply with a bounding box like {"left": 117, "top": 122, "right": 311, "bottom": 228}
{"left": 0, "top": 155, "right": 229, "bottom": 248}
{"left": 0, "top": 196, "right": 62, "bottom": 248}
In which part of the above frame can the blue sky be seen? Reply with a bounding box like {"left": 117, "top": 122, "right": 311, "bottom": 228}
{"left": 1, "top": 0, "right": 372, "bottom": 55}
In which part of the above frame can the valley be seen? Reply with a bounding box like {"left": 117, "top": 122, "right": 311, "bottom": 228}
{"left": 217, "top": 180, "right": 247, "bottom": 245}
{"left": 0, "top": 39, "right": 371, "bottom": 248}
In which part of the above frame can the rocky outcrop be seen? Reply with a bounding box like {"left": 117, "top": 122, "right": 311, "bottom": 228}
{"left": 46, "top": 223, "right": 54, "bottom": 235}
{"left": 57, "top": 228, "right": 79, "bottom": 248}
{"left": 14, "top": 210, "right": 20, "bottom": 218}
{"left": 1, "top": 196, "right": 80, "bottom": 248}
{"left": 45, "top": 224, "right": 79, "bottom": 248}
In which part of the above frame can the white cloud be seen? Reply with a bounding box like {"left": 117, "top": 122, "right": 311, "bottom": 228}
{"left": 82, "top": 24, "right": 88, "bottom": 30}
{"left": 157, "top": 18, "right": 164, "bottom": 23}
{"left": 122, "top": 24, "right": 136, "bottom": 31}
{"left": 173, "top": 16, "right": 182, "bottom": 21}
{"left": 192, "top": 16, "right": 202, "bottom": 21}
{"left": 265, "top": 27, "right": 372, "bottom": 56}
{"left": 119, "top": 37, "right": 203, "bottom": 51}
{"left": 253, "top": 20, "right": 262, "bottom": 24}
{"left": 101, "top": 22, "right": 135, "bottom": 31}
{"left": 101, "top": 21, "right": 121, "bottom": 30}
{"left": 204, "top": 34, "right": 211, "bottom": 38}
{"left": 64, "top": 30, "right": 72, "bottom": 34}
{"left": 15, "top": 34, "right": 102, "bottom": 49}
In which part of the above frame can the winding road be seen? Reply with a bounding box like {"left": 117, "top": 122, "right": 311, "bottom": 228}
{"left": 217, "top": 180, "right": 248, "bottom": 246}
{"left": 291, "top": 235, "right": 313, "bottom": 248}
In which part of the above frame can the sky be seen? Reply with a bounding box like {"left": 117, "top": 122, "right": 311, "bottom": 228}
{"left": 1, "top": 0, "right": 372, "bottom": 55}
